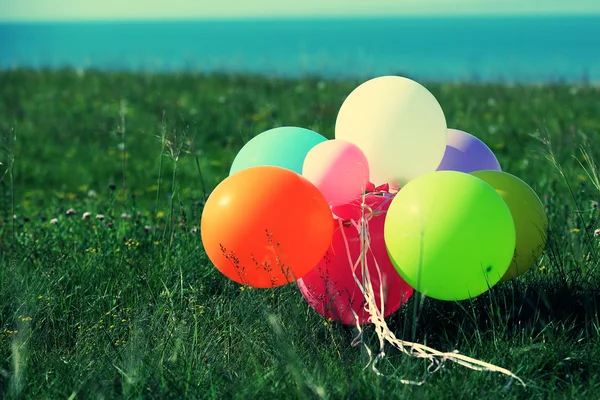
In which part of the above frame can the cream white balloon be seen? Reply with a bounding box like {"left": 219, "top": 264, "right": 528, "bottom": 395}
{"left": 335, "top": 76, "right": 447, "bottom": 187}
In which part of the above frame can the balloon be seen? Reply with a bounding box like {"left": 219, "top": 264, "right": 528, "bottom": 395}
{"left": 335, "top": 76, "right": 447, "bottom": 187}
{"left": 302, "top": 139, "right": 370, "bottom": 207}
{"left": 230, "top": 126, "right": 327, "bottom": 175}
{"left": 436, "top": 129, "right": 502, "bottom": 173}
{"left": 297, "top": 194, "right": 413, "bottom": 325}
{"left": 201, "top": 166, "right": 335, "bottom": 288}
{"left": 384, "top": 171, "right": 516, "bottom": 301}
{"left": 470, "top": 170, "right": 547, "bottom": 281}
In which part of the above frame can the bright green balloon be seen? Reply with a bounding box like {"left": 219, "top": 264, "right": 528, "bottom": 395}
{"left": 230, "top": 126, "right": 327, "bottom": 176}
{"left": 384, "top": 171, "right": 516, "bottom": 301}
{"left": 470, "top": 170, "right": 548, "bottom": 282}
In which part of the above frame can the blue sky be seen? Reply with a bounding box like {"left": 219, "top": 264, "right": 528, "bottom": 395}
{"left": 2, "top": 0, "right": 600, "bottom": 21}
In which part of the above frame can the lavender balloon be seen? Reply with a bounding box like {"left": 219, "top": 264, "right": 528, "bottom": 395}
{"left": 436, "top": 129, "right": 501, "bottom": 173}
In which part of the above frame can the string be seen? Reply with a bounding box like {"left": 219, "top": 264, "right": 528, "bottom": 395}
{"left": 338, "top": 188, "right": 525, "bottom": 387}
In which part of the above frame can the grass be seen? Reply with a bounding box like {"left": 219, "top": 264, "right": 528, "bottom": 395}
{"left": 1, "top": 68, "right": 600, "bottom": 399}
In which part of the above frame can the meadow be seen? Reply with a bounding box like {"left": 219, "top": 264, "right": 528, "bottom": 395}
{"left": 1, "top": 68, "right": 600, "bottom": 399}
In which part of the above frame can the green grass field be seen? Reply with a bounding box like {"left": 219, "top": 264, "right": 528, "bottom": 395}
{"left": 1, "top": 68, "right": 600, "bottom": 399}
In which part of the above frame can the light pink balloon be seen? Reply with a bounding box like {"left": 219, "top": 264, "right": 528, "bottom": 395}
{"left": 297, "top": 194, "right": 414, "bottom": 325}
{"left": 302, "top": 140, "right": 370, "bottom": 207}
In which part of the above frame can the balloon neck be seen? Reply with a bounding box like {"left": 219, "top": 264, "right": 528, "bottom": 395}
{"left": 365, "top": 182, "right": 392, "bottom": 194}
{"left": 333, "top": 183, "right": 397, "bottom": 224}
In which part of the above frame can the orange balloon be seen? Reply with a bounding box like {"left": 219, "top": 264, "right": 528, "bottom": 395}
{"left": 201, "top": 166, "right": 335, "bottom": 288}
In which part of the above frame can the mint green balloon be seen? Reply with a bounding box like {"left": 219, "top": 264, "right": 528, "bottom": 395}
{"left": 230, "top": 127, "right": 327, "bottom": 176}
{"left": 384, "top": 171, "right": 516, "bottom": 301}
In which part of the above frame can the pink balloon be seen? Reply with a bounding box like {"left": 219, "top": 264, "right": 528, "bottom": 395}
{"left": 297, "top": 194, "right": 413, "bottom": 325}
{"left": 302, "top": 139, "right": 370, "bottom": 207}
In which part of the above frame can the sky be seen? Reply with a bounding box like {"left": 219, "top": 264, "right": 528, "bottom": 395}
{"left": 2, "top": 0, "right": 600, "bottom": 21}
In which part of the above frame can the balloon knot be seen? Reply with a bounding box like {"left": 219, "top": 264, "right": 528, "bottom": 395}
{"left": 365, "top": 182, "right": 391, "bottom": 194}
{"left": 375, "top": 183, "right": 390, "bottom": 193}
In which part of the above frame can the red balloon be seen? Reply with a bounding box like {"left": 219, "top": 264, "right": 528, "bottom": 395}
{"left": 297, "top": 193, "right": 413, "bottom": 325}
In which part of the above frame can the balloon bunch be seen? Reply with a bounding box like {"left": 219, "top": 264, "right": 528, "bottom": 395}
{"left": 201, "top": 76, "right": 547, "bottom": 385}
{"left": 201, "top": 75, "right": 547, "bottom": 313}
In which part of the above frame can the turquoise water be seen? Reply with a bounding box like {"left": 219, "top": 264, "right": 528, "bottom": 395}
{"left": 1, "top": 16, "right": 599, "bottom": 82}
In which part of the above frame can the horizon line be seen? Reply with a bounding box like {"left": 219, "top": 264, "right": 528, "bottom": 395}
{"left": 2, "top": 10, "right": 600, "bottom": 24}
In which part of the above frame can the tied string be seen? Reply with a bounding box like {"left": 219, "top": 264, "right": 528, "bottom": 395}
{"left": 340, "top": 183, "right": 392, "bottom": 228}
{"left": 337, "top": 192, "right": 526, "bottom": 387}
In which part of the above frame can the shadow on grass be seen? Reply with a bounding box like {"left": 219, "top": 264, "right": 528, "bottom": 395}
{"left": 380, "top": 279, "right": 600, "bottom": 350}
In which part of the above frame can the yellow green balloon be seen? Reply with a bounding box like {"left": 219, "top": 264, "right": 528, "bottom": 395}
{"left": 384, "top": 171, "right": 516, "bottom": 301}
{"left": 470, "top": 170, "right": 547, "bottom": 281}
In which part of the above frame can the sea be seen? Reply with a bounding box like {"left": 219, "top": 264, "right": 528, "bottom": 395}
{"left": 1, "top": 16, "right": 599, "bottom": 83}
